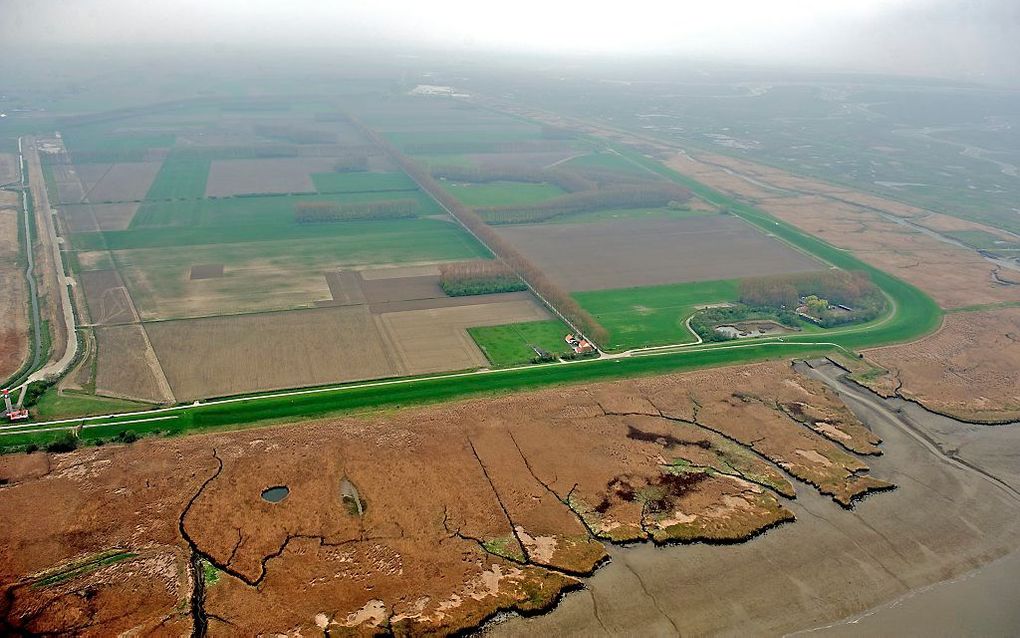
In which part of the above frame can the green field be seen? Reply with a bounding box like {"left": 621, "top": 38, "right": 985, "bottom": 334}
{"left": 32, "top": 389, "right": 148, "bottom": 419}
{"left": 129, "top": 190, "right": 439, "bottom": 231}
{"left": 78, "top": 215, "right": 478, "bottom": 251}
{"left": 445, "top": 180, "right": 566, "bottom": 207}
{"left": 469, "top": 320, "right": 573, "bottom": 366}
{"left": 311, "top": 171, "right": 418, "bottom": 193}
{"left": 144, "top": 154, "right": 211, "bottom": 200}
{"left": 575, "top": 279, "right": 741, "bottom": 351}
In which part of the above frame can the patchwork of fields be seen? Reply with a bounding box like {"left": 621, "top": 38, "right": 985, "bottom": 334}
{"left": 30, "top": 94, "right": 869, "bottom": 412}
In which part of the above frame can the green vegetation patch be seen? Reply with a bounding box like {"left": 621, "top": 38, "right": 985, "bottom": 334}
{"left": 311, "top": 171, "right": 418, "bottom": 194}
{"left": 445, "top": 180, "right": 566, "bottom": 207}
{"left": 33, "top": 388, "right": 149, "bottom": 420}
{"left": 575, "top": 279, "right": 741, "bottom": 351}
{"left": 144, "top": 153, "right": 210, "bottom": 200}
{"left": 469, "top": 320, "right": 575, "bottom": 367}
{"left": 32, "top": 550, "right": 136, "bottom": 588}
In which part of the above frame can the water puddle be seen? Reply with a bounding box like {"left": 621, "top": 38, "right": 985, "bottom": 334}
{"left": 261, "top": 486, "right": 290, "bottom": 503}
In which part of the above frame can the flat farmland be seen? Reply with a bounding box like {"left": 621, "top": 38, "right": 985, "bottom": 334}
{"left": 376, "top": 299, "right": 552, "bottom": 375}
{"left": 79, "top": 269, "right": 138, "bottom": 325}
{"left": 468, "top": 319, "right": 574, "bottom": 366}
{"left": 0, "top": 152, "right": 19, "bottom": 184}
{"left": 145, "top": 306, "right": 399, "bottom": 401}
{"left": 143, "top": 154, "right": 210, "bottom": 200}
{"left": 83, "top": 162, "right": 163, "bottom": 202}
{"left": 310, "top": 171, "right": 418, "bottom": 194}
{"left": 120, "top": 190, "right": 440, "bottom": 233}
{"left": 575, "top": 279, "right": 741, "bottom": 350}
{"left": 204, "top": 157, "right": 338, "bottom": 196}
{"left": 109, "top": 221, "right": 490, "bottom": 320}
{"left": 62, "top": 201, "right": 147, "bottom": 233}
{"left": 496, "top": 215, "right": 824, "bottom": 292}
{"left": 94, "top": 325, "right": 175, "bottom": 403}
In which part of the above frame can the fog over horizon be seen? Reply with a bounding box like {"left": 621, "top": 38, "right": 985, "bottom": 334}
{"left": 2, "top": 0, "right": 1019, "bottom": 85}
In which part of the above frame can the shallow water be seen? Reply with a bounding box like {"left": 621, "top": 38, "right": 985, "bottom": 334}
{"left": 260, "top": 486, "right": 289, "bottom": 503}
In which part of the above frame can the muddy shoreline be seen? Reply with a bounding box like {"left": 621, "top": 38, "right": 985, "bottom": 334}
{"left": 486, "top": 359, "right": 1020, "bottom": 636}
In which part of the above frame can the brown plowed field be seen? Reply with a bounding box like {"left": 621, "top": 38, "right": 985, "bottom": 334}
{"left": 377, "top": 299, "right": 551, "bottom": 375}
{"left": 94, "top": 324, "right": 174, "bottom": 403}
{"left": 496, "top": 216, "right": 823, "bottom": 292}
{"left": 0, "top": 361, "right": 886, "bottom": 635}
{"left": 0, "top": 202, "right": 28, "bottom": 382}
{"left": 145, "top": 306, "right": 399, "bottom": 401}
{"left": 859, "top": 308, "right": 1020, "bottom": 422}
{"left": 361, "top": 274, "right": 445, "bottom": 304}
{"left": 83, "top": 162, "right": 162, "bottom": 202}
{"left": 666, "top": 152, "right": 1018, "bottom": 309}
{"left": 205, "top": 157, "right": 338, "bottom": 197}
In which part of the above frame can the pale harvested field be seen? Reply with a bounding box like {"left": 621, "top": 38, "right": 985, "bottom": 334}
{"left": 860, "top": 308, "right": 1020, "bottom": 422}
{"left": 0, "top": 209, "right": 28, "bottom": 382}
{"left": 83, "top": 162, "right": 162, "bottom": 202}
{"left": 358, "top": 263, "right": 441, "bottom": 279}
{"left": 146, "top": 306, "right": 398, "bottom": 401}
{"left": 94, "top": 324, "right": 174, "bottom": 403}
{"left": 115, "top": 245, "right": 335, "bottom": 320}
{"left": 79, "top": 269, "right": 137, "bottom": 325}
{"left": 205, "top": 157, "right": 337, "bottom": 197}
{"left": 497, "top": 216, "right": 823, "bottom": 291}
{"left": 0, "top": 191, "right": 18, "bottom": 211}
{"left": 377, "top": 299, "right": 551, "bottom": 375}
{"left": 0, "top": 152, "right": 19, "bottom": 185}
{"left": 666, "top": 152, "right": 1017, "bottom": 308}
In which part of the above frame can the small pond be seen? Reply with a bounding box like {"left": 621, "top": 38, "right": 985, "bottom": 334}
{"left": 261, "top": 486, "right": 290, "bottom": 503}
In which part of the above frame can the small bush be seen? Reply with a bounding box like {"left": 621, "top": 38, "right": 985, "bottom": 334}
{"left": 45, "top": 432, "right": 78, "bottom": 454}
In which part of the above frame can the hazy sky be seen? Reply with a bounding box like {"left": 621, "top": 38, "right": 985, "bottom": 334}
{"left": 3, "top": 0, "right": 1018, "bottom": 82}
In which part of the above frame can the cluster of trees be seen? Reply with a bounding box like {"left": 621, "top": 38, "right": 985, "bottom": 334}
{"left": 479, "top": 185, "right": 691, "bottom": 225}
{"left": 439, "top": 260, "right": 527, "bottom": 296}
{"left": 431, "top": 165, "right": 594, "bottom": 193}
{"left": 689, "top": 306, "right": 801, "bottom": 342}
{"left": 348, "top": 114, "right": 609, "bottom": 346}
{"left": 293, "top": 199, "right": 417, "bottom": 223}
{"left": 739, "top": 270, "right": 885, "bottom": 327}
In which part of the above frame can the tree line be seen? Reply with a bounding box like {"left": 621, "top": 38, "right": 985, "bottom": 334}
{"left": 439, "top": 261, "right": 527, "bottom": 296}
{"left": 293, "top": 199, "right": 417, "bottom": 223}
{"left": 478, "top": 184, "right": 691, "bottom": 225}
